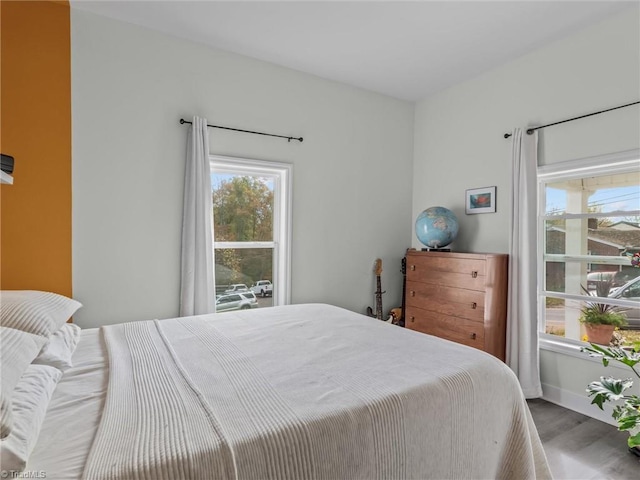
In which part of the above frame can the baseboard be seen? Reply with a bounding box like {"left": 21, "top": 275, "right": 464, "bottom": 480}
{"left": 541, "top": 382, "right": 617, "bottom": 427}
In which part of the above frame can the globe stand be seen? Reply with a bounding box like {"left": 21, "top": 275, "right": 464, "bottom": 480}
{"left": 421, "top": 248, "right": 451, "bottom": 252}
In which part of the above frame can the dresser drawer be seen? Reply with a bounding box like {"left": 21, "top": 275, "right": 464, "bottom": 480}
{"left": 407, "top": 257, "right": 486, "bottom": 291}
{"left": 406, "top": 254, "right": 486, "bottom": 276}
{"left": 406, "top": 280, "right": 485, "bottom": 322}
{"left": 405, "top": 306, "right": 485, "bottom": 350}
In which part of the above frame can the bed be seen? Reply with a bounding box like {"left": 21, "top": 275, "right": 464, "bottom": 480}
{"left": 1, "top": 292, "right": 552, "bottom": 479}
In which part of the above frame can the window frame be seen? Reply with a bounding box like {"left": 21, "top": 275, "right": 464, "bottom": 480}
{"left": 210, "top": 154, "right": 293, "bottom": 306}
{"left": 537, "top": 149, "right": 640, "bottom": 355}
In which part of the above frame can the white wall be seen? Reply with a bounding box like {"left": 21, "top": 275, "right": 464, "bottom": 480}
{"left": 412, "top": 8, "right": 640, "bottom": 414}
{"left": 413, "top": 8, "right": 639, "bottom": 254}
{"left": 71, "top": 10, "right": 414, "bottom": 327}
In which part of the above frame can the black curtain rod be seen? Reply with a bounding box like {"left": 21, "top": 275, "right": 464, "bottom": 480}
{"left": 503, "top": 100, "right": 640, "bottom": 139}
{"left": 179, "top": 118, "right": 303, "bottom": 143}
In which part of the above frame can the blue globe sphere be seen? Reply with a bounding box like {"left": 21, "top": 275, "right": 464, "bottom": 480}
{"left": 415, "top": 207, "right": 459, "bottom": 249}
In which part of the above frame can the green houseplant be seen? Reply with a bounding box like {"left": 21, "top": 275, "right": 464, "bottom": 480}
{"left": 581, "top": 342, "right": 640, "bottom": 451}
{"left": 579, "top": 280, "right": 627, "bottom": 345}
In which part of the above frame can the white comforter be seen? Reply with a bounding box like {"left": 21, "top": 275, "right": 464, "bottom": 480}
{"left": 80, "top": 304, "right": 550, "bottom": 480}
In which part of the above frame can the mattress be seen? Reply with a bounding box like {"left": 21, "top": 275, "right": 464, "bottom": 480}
{"left": 27, "top": 304, "right": 550, "bottom": 479}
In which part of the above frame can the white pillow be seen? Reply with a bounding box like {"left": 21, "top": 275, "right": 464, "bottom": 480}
{"left": 0, "top": 327, "right": 47, "bottom": 439}
{"left": 0, "top": 290, "right": 82, "bottom": 338}
{"left": 33, "top": 323, "right": 81, "bottom": 372}
{"left": 0, "top": 364, "right": 62, "bottom": 474}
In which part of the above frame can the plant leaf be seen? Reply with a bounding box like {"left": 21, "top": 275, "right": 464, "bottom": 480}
{"left": 581, "top": 343, "right": 640, "bottom": 372}
{"left": 582, "top": 344, "right": 640, "bottom": 440}
{"left": 586, "top": 377, "right": 633, "bottom": 409}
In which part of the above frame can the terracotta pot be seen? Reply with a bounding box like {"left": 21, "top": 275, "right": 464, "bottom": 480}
{"left": 584, "top": 324, "right": 615, "bottom": 345}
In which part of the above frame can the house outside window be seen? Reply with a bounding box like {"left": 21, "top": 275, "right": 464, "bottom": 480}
{"left": 538, "top": 151, "right": 640, "bottom": 348}
{"left": 210, "top": 155, "right": 292, "bottom": 311}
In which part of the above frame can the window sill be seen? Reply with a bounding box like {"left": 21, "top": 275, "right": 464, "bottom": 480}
{"left": 540, "top": 334, "right": 636, "bottom": 372}
{"left": 540, "top": 335, "right": 592, "bottom": 360}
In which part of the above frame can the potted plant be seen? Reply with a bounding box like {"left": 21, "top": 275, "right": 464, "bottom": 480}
{"left": 579, "top": 278, "right": 627, "bottom": 345}
{"left": 581, "top": 342, "right": 640, "bottom": 454}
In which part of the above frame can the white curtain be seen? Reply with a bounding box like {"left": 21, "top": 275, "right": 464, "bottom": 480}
{"left": 180, "top": 116, "right": 215, "bottom": 316}
{"left": 507, "top": 128, "right": 542, "bottom": 398}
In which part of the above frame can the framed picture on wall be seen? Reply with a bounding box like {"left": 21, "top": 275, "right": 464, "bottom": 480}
{"left": 465, "top": 186, "right": 496, "bottom": 214}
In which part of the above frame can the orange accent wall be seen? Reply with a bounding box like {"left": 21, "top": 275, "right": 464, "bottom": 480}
{"left": 0, "top": 1, "right": 72, "bottom": 296}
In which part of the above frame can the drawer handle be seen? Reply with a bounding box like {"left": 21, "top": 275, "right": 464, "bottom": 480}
{"left": 410, "top": 291, "right": 415, "bottom": 297}
{"left": 410, "top": 265, "right": 416, "bottom": 271}
{"left": 471, "top": 302, "right": 477, "bottom": 309}
{"left": 470, "top": 333, "right": 477, "bottom": 340}
{"left": 410, "top": 316, "right": 415, "bottom": 323}
{"left": 471, "top": 271, "right": 478, "bottom": 278}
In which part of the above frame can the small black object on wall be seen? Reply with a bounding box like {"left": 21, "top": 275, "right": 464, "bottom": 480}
{"left": 1, "top": 154, "right": 15, "bottom": 174}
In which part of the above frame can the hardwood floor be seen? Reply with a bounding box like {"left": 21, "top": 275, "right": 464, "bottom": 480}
{"left": 528, "top": 399, "right": 640, "bottom": 479}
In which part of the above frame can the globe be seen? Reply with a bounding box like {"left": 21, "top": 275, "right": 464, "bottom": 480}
{"left": 415, "top": 206, "right": 459, "bottom": 249}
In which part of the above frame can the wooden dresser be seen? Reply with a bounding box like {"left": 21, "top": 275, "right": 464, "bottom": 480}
{"left": 404, "top": 250, "right": 508, "bottom": 361}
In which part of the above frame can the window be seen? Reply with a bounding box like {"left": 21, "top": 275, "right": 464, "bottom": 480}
{"left": 210, "top": 155, "right": 292, "bottom": 311}
{"left": 538, "top": 151, "right": 640, "bottom": 348}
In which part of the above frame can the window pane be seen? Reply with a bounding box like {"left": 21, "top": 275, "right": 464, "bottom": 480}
{"left": 544, "top": 261, "right": 639, "bottom": 294}
{"left": 545, "top": 217, "right": 640, "bottom": 254}
{"left": 543, "top": 214, "right": 640, "bottom": 294}
{"left": 215, "top": 247, "right": 274, "bottom": 307}
{"left": 545, "top": 171, "right": 640, "bottom": 215}
{"left": 212, "top": 174, "right": 274, "bottom": 242}
{"left": 543, "top": 291, "right": 640, "bottom": 345}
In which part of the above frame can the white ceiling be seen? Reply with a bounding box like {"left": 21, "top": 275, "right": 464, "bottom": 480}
{"left": 69, "top": 1, "right": 636, "bottom": 101}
